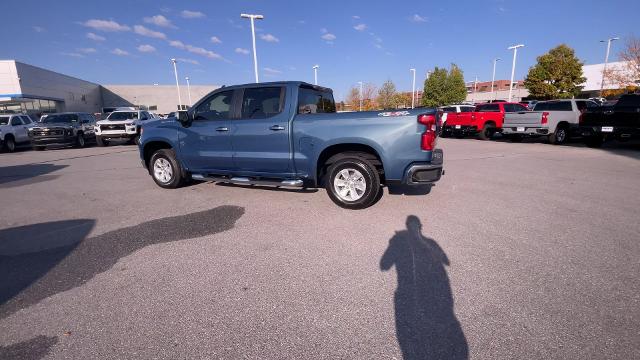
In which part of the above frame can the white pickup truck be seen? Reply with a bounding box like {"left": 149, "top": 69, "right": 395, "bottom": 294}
{"left": 502, "top": 99, "right": 599, "bottom": 144}
{"left": 95, "top": 110, "right": 153, "bottom": 146}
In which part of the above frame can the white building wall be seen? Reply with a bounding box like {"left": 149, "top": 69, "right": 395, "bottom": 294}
{"left": 14, "top": 61, "right": 102, "bottom": 113}
{"left": 466, "top": 88, "right": 530, "bottom": 102}
{"left": 102, "top": 85, "right": 219, "bottom": 114}
{"left": 0, "top": 61, "right": 22, "bottom": 100}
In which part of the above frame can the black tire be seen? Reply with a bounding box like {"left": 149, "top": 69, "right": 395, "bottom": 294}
{"left": 549, "top": 126, "right": 568, "bottom": 145}
{"left": 32, "top": 146, "right": 45, "bottom": 151}
{"left": 75, "top": 133, "right": 86, "bottom": 148}
{"left": 585, "top": 136, "right": 604, "bottom": 148}
{"left": 2, "top": 136, "right": 16, "bottom": 152}
{"left": 477, "top": 123, "right": 495, "bottom": 140}
{"left": 96, "top": 136, "right": 108, "bottom": 147}
{"left": 149, "top": 148, "right": 185, "bottom": 188}
{"left": 324, "top": 155, "right": 381, "bottom": 209}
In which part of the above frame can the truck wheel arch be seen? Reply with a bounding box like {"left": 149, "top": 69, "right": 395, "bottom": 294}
{"left": 143, "top": 141, "right": 174, "bottom": 168}
{"left": 316, "top": 143, "right": 384, "bottom": 186}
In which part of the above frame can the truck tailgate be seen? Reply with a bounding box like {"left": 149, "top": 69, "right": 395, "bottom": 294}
{"left": 503, "top": 111, "right": 542, "bottom": 127}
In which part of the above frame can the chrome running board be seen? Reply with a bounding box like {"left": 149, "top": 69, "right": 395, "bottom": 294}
{"left": 191, "top": 174, "right": 304, "bottom": 188}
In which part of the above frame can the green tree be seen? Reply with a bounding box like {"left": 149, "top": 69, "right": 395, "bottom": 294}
{"left": 377, "top": 79, "right": 397, "bottom": 109}
{"left": 524, "top": 44, "right": 586, "bottom": 99}
{"left": 422, "top": 67, "right": 448, "bottom": 107}
{"left": 444, "top": 64, "right": 467, "bottom": 104}
{"left": 422, "top": 64, "right": 467, "bottom": 107}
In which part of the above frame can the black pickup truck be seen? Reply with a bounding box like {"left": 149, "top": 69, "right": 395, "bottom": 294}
{"left": 579, "top": 94, "right": 640, "bottom": 147}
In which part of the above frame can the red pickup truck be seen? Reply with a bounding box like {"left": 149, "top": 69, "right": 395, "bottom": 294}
{"left": 442, "top": 102, "right": 529, "bottom": 140}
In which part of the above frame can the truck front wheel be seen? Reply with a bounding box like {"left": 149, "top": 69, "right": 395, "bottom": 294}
{"left": 325, "top": 156, "right": 381, "bottom": 209}
{"left": 96, "top": 136, "right": 108, "bottom": 147}
{"left": 149, "top": 149, "right": 185, "bottom": 188}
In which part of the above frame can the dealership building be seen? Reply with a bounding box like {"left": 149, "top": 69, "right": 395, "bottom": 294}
{"left": 0, "top": 60, "right": 218, "bottom": 117}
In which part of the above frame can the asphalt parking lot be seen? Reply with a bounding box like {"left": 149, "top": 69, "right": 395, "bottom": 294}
{"left": 1, "top": 138, "right": 639, "bottom": 359}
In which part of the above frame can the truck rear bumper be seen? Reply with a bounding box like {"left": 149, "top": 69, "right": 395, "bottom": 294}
{"left": 502, "top": 126, "right": 549, "bottom": 136}
{"left": 401, "top": 149, "right": 444, "bottom": 185}
{"left": 579, "top": 125, "right": 640, "bottom": 140}
{"left": 443, "top": 125, "right": 477, "bottom": 135}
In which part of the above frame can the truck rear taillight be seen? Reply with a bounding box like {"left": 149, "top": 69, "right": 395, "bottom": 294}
{"left": 418, "top": 114, "right": 438, "bottom": 151}
{"left": 541, "top": 112, "right": 549, "bottom": 125}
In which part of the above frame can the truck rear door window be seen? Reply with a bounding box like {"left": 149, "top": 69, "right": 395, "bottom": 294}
{"left": 241, "top": 87, "right": 284, "bottom": 119}
{"left": 534, "top": 101, "right": 572, "bottom": 111}
{"left": 476, "top": 104, "right": 500, "bottom": 112}
{"left": 298, "top": 87, "right": 336, "bottom": 114}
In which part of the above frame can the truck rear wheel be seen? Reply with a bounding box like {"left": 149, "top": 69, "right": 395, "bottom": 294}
{"left": 549, "top": 126, "right": 568, "bottom": 145}
{"left": 325, "top": 155, "right": 381, "bottom": 209}
{"left": 149, "top": 149, "right": 185, "bottom": 188}
{"left": 477, "top": 123, "right": 495, "bottom": 140}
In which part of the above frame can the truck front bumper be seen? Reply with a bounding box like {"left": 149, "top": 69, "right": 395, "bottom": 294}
{"left": 402, "top": 149, "right": 444, "bottom": 185}
{"left": 29, "top": 135, "right": 76, "bottom": 146}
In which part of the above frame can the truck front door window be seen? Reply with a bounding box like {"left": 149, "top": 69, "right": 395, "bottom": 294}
{"left": 195, "top": 91, "right": 233, "bottom": 120}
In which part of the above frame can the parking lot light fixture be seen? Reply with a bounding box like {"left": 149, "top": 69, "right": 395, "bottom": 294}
{"left": 600, "top": 37, "right": 619, "bottom": 97}
{"left": 507, "top": 44, "right": 524, "bottom": 102}
{"left": 240, "top": 13, "right": 264, "bottom": 83}
{"left": 185, "top": 76, "right": 192, "bottom": 106}
{"left": 410, "top": 68, "right": 416, "bottom": 109}
{"left": 170, "top": 58, "right": 182, "bottom": 110}
{"left": 491, "top": 58, "right": 501, "bottom": 101}
{"left": 313, "top": 65, "right": 319, "bottom": 85}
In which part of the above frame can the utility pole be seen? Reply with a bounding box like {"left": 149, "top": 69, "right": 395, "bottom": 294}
{"left": 170, "top": 58, "right": 182, "bottom": 110}
{"left": 507, "top": 44, "right": 524, "bottom": 102}
{"left": 491, "top": 58, "right": 501, "bottom": 101}
{"left": 313, "top": 65, "right": 319, "bottom": 85}
{"left": 410, "top": 68, "right": 416, "bottom": 109}
{"left": 600, "top": 37, "right": 619, "bottom": 97}
{"left": 185, "top": 76, "right": 192, "bottom": 106}
{"left": 240, "top": 13, "right": 264, "bottom": 83}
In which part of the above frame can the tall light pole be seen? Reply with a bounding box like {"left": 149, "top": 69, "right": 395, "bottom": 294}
{"left": 240, "top": 13, "right": 264, "bottom": 83}
{"left": 313, "top": 65, "right": 319, "bottom": 85}
{"left": 491, "top": 58, "right": 501, "bottom": 101}
{"left": 410, "top": 68, "right": 416, "bottom": 109}
{"left": 600, "top": 37, "right": 619, "bottom": 97}
{"left": 507, "top": 44, "right": 524, "bottom": 102}
{"left": 358, "top": 81, "right": 363, "bottom": 111}
{"left": 170, "top": 58, "right": 182, "bottom": 110}
{"left": 185, "top": 76, "right": 192, "bottom": 106}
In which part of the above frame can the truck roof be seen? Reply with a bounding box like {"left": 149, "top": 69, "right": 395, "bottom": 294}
{"left": 217, "top": 81, "right": 333, "bottom": 93}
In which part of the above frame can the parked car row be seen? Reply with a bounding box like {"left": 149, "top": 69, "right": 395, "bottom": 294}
{"left": 440, "top": 94, "right": 640, "bottom": 147}
{"left": 0, "top": 109, "right": 161, "bottom": 152}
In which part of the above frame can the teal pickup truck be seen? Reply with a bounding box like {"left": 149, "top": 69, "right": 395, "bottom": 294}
{"left": 139, "top": 81, "right": 444, "bottom": 209}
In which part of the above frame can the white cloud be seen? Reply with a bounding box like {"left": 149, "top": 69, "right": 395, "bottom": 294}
{"left": 353, "top": 23, "right": 367, "bottom": 31}
{"left": 33, "top": 26, "right": 45, "bottom": 33}
{"left": 134, "top": 25, "right": 166, "bottom": 39}
{"left": 77, "top": 47, "right": 97, "bottom": 54}
{"left": 210, "top": 36, "right": 222, "bottom": 44}
{"left": 169, "top": 39, "right": 224, "bottom": 61}
{"left": 181, "top": 10, "right": 205, "bottom": 18}
{"left": 375, "top": 36, "right": 383, "bottom": 43}
{"left": 235, "top": 48, "right": 250, "bottom": 55}
{"left": 111, "top": 48, "right": 129, "bottom": 56}
{"left": 320, "top": 28, "right": 328, "bottom": 34}
{"left": 374, "top": 43, "right": 383, "bottom": 49}
{"left": 83, "top": 19, "right": 130, "bottom": 32}
{"left": 143, "top": 15, "right": 176, "bottom": 28}
{"left": 61, "top": 52, "right": 84, "bottom": 58}
{"left": 321, "top": 33, "right": 336, "bottom": 41}
{"left": 297, "top": 20, "right": 306, "bottom": 24}
{"left": 177, "top": 58, "right": 199, "bottom": 65}
{"left": 86, "top": 32, "right": 106, "bottom": 41}
{"left": 411, "top": 14, "right": 427, "bottom": 22}
{"left": 137, "top": 44, "right": 156, "bottom": 53}
{"left": 259, "top": 34, "right": 279, "bottom": 43}
{"left": 352, "top": 15, "right": 360, "bottom": 19}
{"left": 263, "top": 67, "right": 282, "bottom": 74}
{"left": 498, "top": 6, "right": 506, "bottom": 12}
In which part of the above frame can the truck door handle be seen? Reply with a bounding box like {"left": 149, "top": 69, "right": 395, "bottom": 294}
{"left": 215, "top": 127, "right": 229, "bottom": 132}
{"left": 269, "top": 125, "right": 285, "bottom": 131}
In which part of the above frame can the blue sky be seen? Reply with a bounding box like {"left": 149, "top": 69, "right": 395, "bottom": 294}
{"left": 1, "top": 0, "right": 638, "bottom": 100}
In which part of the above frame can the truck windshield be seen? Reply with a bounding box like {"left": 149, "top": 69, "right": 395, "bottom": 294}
{"left": 298, "top": 87, "right": 336, "bottom": 114}
{"left": 43, "top": 114, "right": 78, "bottom": 123}
{"left": 0, "top": 116, "right": 9, "bottom": 125}
{"left": 107, "top": 112, "right": 138, "bottom": 120}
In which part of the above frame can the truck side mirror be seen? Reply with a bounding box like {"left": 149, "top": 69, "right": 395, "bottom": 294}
{"left": 176, "top": 110, "right": 192, "bottom": 127}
